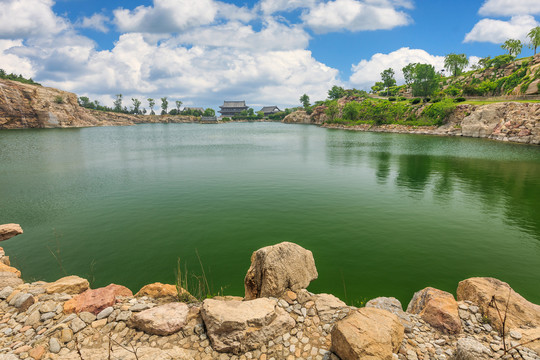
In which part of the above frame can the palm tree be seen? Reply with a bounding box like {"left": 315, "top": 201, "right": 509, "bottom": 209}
{"left": 528, "top": 26, "right": 540, "bottom": 55}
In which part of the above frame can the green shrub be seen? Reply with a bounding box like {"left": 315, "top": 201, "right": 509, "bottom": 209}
{"left": 421, "top": 99, "right": 456, "bottom": 125}
{"left": 454, "top": 97, "right": 466, "bottom": 102}
{"left": 411, "top": 98, "right": 421, "bottom": 104}
{"left": 54, "top": 96, "right": 64, "bottom": 104}
{"left": 388, "top": 97, "right": 396, "bottom": 101}
{"left": 398, "top": 96, "right": 406, "bottom": 101}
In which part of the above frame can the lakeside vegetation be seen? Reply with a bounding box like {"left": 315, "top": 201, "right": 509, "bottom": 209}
{"left": 0, "top": 68, "right": 40, "bottom": 86}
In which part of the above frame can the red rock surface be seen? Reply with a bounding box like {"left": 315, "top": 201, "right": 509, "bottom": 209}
{"left": 64, "top": 284, "right": 133, "bottom": 315}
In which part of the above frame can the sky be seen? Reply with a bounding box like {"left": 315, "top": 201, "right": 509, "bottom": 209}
{"left": 1, "top": 0, "right": 539, "bottom": 111}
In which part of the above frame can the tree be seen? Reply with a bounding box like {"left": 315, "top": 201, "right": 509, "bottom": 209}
{"left": 527, "top": 26, "right": 540, "bottom": 55}
{"left": 300, "top": 94, "right": 310, "bottom": 109}
{"left": 247, "top": 108, "right": 254, "bottom": 116}
{"left": 160, "top": 97, "right": 168, "bottom": 115}
{"left": 478, "top": 56, "right": 491, "bottom": 69}
{"left": 501, "top": 39, "right": 522, "bottom": 57}
{"left": 131, "top": 98, "right": 141, "bottom": 114}
{"left": 444, "top": 53, "right": 469, "bottom": 77}
{"left": 78, "top": 96, "right": 90, "bottom": 108}
{"left": 148, "top": 98, "right": 155, "bottom": 115}
{"left": 380, "top": 68, "right": 396, "bottom": 92}
{"left": 325, "top": 101, "right": 339, "bottom": 121}
{"left": 328, "top": 85, "right": 346, "bottom": 100}
{"left": 402, "top": 63, "right": 416, "bottom": 85}
{"left": 175, "top": 100, "right": 182, "bottom": 113}
{"left": 203, "top": 108, "right": 215, "bottom": 116}
{"left": 406, "top": 63, "right": 439, "bottom": 98}
{"left": 113, "top": 94, "right": 123, "bottom": 112}
{"left": 371, "top": 82, "right": 384, "bottom": 93}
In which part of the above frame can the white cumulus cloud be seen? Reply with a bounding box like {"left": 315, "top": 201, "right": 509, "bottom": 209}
{"left": 77, "top": 14, "right": 110, "bottom": 33}
{"left": 0, "top": 0, "right": 67, "bottom": 39}
{"left": 464, "top": 15, "right": 539, "bottom": 43}
{"left": 0, "top": 40, "right": 35, "bottom": 77}
{"left": 258, "top": 0, "right": 317, "bottom": 15}
{"left": 113, "top": 0, "right": 218, "bottom": 33}
{"left": 302, "top": 0, "right": 411, "bottom": 34}
{"left": 479, "top": 0, "right": 540, "bottom": 16}
{"left": 349, "top": 47, "right": 445, "bottom": 90}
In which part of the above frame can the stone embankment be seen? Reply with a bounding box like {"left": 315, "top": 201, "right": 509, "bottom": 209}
{"left": 0, "top": 79, "right": 198, "bottom": 129}
{"left": 284, "top": 103, "right": 540, "bottom": 145}
{"left": 0, "top": 224, "right": 539, "bottom": 360}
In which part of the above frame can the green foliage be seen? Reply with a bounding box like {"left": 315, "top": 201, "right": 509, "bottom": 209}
{"left": 113, "top": 94, "right": 123, "bottom": 112}
{"left": 402, "top": 63, "right": 415, "bottom": 85}
{"left": 421, "top": 99, "right": 456, "bottom": 125}
{"left": 160, "top": 97, "right": 168, "bottom": 115}
{"left": 0, "top": 69, "right": 40, "bottom": 86}
{"left": 203, "top": 108, "right": 216, "bottom": 116}
{"left": 528, "top": 26, "right": 540, "bottom": 55}
{"left": 54, "top": 96, "right": 64, "bottom": 104}
{"left": 268, "top": 112, "right": 287, "bottom": 120}
{"left": 444, "top": 53, "right": 469, "bottom": 77}
{"left": 325, "top": 101, "right": 339, "bottom": 121}
{"left": 488, "top": 55, "right": 514, "bottom": 69}
{"left": 381, "top": 68, "right": 396, "bottom": 90}
{"left": 300, "top": 94, "right": 310, "bottom": 109}
{"left": 147, "top": 98, "right": 155, "bottom": 115}
{"left": 175, "top": 100, "right": 183, "bottom": 113}
{"left": 328, "top": 85, "right": 346, "bottom": 100}
{"left": 405, "top": 63, "right": 439, "bottom": 97}
{"left": 444, "top": 85, "right": 461, "bottom": 97}
{"left": 131, "top": 98, "right": 142, "bottom": 114}
{"left": 411, "top": 98, "right": 421, "bottom": 104}
{"left": 501, "top": 39, "right": 523, "bottom": 57}
{"left": 371, "top": 82, "right": 384, "bottom": 93}
{"left": 388, "top": 97, "right": 396, "bottom": 101}
{"left": 454, "top": 97, "right": 466, "bottom": 102}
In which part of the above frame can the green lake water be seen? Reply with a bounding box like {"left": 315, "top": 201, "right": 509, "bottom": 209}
{"left": 1, "top": 122, "right": 539, "bottom": 306}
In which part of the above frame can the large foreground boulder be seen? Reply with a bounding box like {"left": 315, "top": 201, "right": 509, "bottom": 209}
{"left": 201, "top": 298, "right": 295, "bottom": 354}
{"left": 130, "top": 302, "right": 190, "bottom": 335}
{"left": 244, "top": 242, "right": 318, "bottom": 300}
{"left": 0, "top": 224, "right": 23, "bottom": 241}
{"left": 331, "top": 307, "right": 404, "bottom": 360}
{"left": 407, "top": 287, "right": 461, "bottom": 334}
{"left": 64, "top": 284, "right": 132, "bottom": 315}
{"left": 457, "top": 277, "right": 540, "bottom": 353}
{"left": 454, "top": 337, "right": 491, "bottom": 360}
{"left": 457, "top": 277, "right": 540, "bottom": 330}
{"left": 366, "top": 297, "right": 412, "bottom": 329}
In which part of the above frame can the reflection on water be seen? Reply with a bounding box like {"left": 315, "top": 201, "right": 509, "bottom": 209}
{"left": 1, "top": 123, "right": 539, "bottom": 305}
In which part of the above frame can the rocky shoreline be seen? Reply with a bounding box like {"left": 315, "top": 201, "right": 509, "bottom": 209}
{"left": 284, "top": 102, "right": 540, "bottom": 145}
{"left": 0, "top": 224, "right": 539, "bottom": 360}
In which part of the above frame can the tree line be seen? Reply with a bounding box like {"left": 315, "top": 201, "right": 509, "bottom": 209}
{"left": 0, "top": 69, "right": 40, "bottom": 86}
{"left": 78, "top": 95, "right": 215, "bottom": 116}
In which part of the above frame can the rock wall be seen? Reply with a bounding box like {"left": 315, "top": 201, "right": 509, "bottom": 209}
{"left": 0, "top": 79, "right": 197, "bottom": 129}
{"left": 320, "top": 102, "right": 540, "bottom": 145}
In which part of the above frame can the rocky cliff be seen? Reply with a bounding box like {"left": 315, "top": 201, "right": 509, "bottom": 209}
{"left": 285, "top": 102, "right": 540, "bottom": 145}
{"left": 0, "top": 78, "right": 197, "bottom": 129}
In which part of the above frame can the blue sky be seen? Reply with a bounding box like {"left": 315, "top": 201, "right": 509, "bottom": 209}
{"left": 1, "top": 0, "right": 539, "bottom": 111}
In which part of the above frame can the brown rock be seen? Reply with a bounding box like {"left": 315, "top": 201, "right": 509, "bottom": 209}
{"left": 331, "top": 307, "right": 404, "bottom": 360}
{"left": 28, "top": 345, "right": 46, "bottom": 360}
{"left": 244, "top": 242, "right": 318, "bottom": 300}
{"left": 0, "top": 272, "right": 22, "bottom": 288}
{"left": 201, "top": 298, "right": 296, "bottom": 354}
{"left": 45, "top": 275, "right": 89, "bottom": 295}
{"left": 407, "top": 287, "right": 461, "bottom": 334}
{"left": 313, "top": 293, "right": 348, "bottom": 322}
{"left": 64, "top": 284, "right": 133, "bottom": 315}
{"left": 135, "top": 282, "right": 194, "bottom": 301}
{"left": 0, "top": 223, "right": 23, "bottom": 241}
{"left": 0, "top": 263, "right": 21, "bottom": 277}
{"left": 457, "top": 277, "right": 540, "bottom": 352}
{"left": 130, "top": 302, "right": 190, "bottom": 336}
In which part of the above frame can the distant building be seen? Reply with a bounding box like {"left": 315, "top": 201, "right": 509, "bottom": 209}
{"left": 259, "top": 106, "right": 281, "bottom": 116}
{"left": 219, "top": 101, "right": 248, "bottom": 117}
